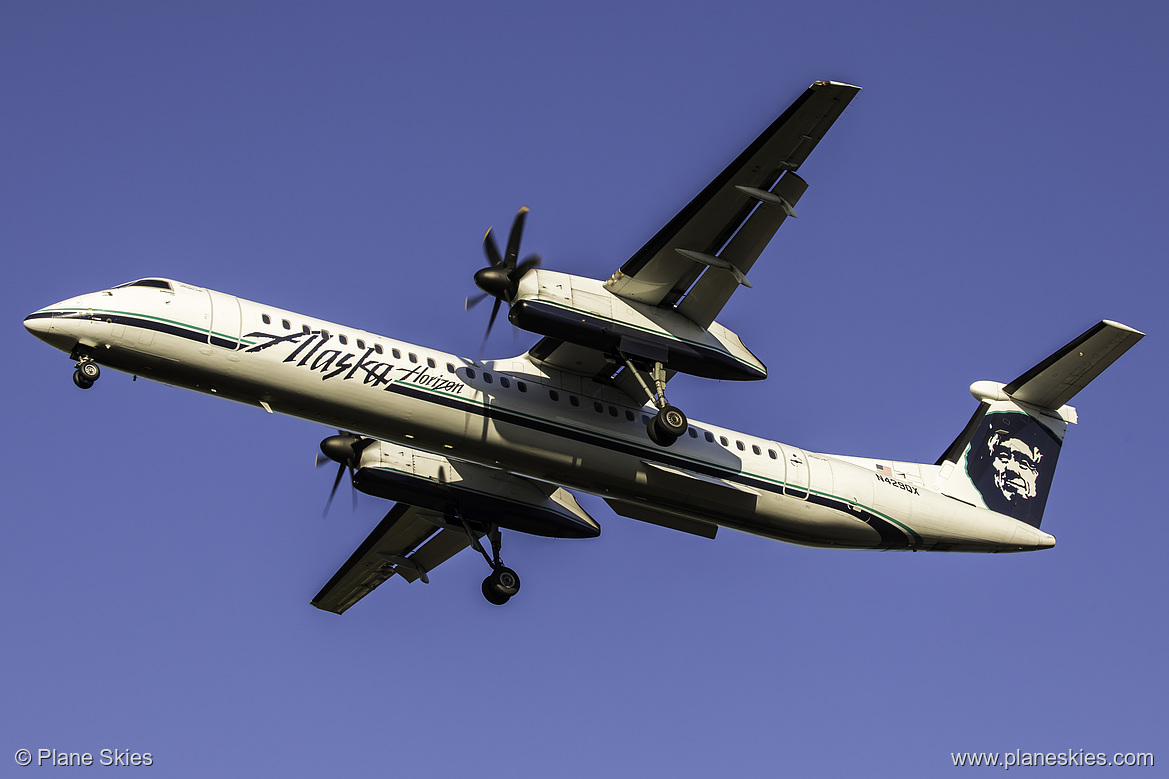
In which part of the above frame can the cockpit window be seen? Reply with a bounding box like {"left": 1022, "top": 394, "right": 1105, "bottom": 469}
{"left": 113, "top": 279, "right": 173, "bottom": 291}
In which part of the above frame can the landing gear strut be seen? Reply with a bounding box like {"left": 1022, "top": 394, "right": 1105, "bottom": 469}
{"left": 620, "top": 354, "right": 688, "bottom": 446}
{"left": 71, "top": 352, "right": 100, "bottom": 390}
{"left": 462, "top": 520, "right": 521, "bottom": 605}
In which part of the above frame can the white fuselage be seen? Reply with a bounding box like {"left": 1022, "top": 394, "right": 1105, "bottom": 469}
{"left": 24, "top": 279, "right": 1056, "bottom": 553}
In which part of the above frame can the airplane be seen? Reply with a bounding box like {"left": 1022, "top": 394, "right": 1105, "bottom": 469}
{"left": 23, "top": 80, "right": 1144, "bottom": 611}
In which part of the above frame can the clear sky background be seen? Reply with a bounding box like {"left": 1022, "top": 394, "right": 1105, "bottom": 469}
{"left": 3, "top": 2, "right": 1165, "bottom": 776}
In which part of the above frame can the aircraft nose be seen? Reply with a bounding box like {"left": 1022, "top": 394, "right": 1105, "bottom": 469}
{"left": 23, "top": 310, "right": 54, "bottom": 338}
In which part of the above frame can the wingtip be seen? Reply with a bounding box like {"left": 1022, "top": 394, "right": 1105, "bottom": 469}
{"left": 1101, "top": 319, "right": 1146, "bottom": 338}
{"left": 813, "top": 80, "right": 862, "bottom": 91}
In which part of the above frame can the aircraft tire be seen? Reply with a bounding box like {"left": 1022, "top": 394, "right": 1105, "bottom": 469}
{"left": 481, "top": 577, "right": 511, "bottom": 605}
{"left": 78, "top": 361, "right": 100, "bottom": 380}
{"left": 656, "top": 405, "right": 688, "bottom": 437}
{"left": 73, "top": 370, "right": 94, "bottom": 390}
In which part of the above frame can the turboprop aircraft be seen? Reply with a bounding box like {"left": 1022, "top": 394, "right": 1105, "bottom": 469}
{"left": 23, "top": 81, "right": 1144, "bottom": 611}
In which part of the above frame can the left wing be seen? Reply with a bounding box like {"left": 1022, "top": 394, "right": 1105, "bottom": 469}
{"left": 604, "top": 80, "right": 861, "bottom": 326}
{"left": 311, "top": 504, "right": 477, "bottom": 614}
{"left": 526, "top": 81, "right": 860, "bottom": 384}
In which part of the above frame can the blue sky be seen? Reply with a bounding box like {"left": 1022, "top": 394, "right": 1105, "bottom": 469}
{"left": 3, "top": 2, "right": 1165, "bottom": 776}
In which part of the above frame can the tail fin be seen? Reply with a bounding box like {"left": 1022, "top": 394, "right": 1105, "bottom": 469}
{"left": 935, "top": 320, "right": 1143, "bottom": 528}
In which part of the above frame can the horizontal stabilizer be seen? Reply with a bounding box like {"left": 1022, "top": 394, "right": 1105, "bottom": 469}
{"left": 1003, "top": 320, "right": 1144, "bottom": 410}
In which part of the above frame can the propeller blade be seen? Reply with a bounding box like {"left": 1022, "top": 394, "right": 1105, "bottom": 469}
{"left": 480, "top": 298, "right": 503, "bottom": 357}
{"left": 350, "top": 467, "right": 358, "bottom": 512}
{"left": 503, "top": 207, "right": 528, "bottom": 269}
{"left": 483, "top": 227, "right": 504, "bottom": 269}
{"left": 466, "top": 291, "right": 489, "bottom": 311}
{"left": 323, "top": 462, "right": 346, "bottom": 517}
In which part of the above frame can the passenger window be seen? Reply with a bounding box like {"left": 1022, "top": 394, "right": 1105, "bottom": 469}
{"left": 302, "top": 324, "right": 310, "bottom": 334}
{"left": 593, "top": 402, "right": 604, "bottom": 413}
{"left": 625, "top": 410, "right": 634, "bottom": 421}
{"left": 320, "top": 330, "right": 330, "bottom": 339}
{"left": 446, "top": 363, "right": 455, "bottom": 373}
{"left": 768, "top": 449, "right": 778, "bottom": 460}
{"left": 374, "top": 344, "right": 383, "bottom": 355}
{"left": 569, "top": 396, "right": 579, "bottom": 407}
{"left": 752, "top": 444, "right": 761, "bottom": 455}
{"left": 427, "top": 357, "right": 435, "bottom": 368}
{"left": 688, "top": 428, "right": 698, "bottom": 438}
{"left": 500, "top": 377, "right": 510, "bottom": 388}
{"left": 467, "top": 368, "right": 477, "bottom": 379}
{"left": 705, "top": 432, "right": 715, "bottom": 443}
{"left": 550, "top": 390, "right": 559, "bottom": 401}
{"left": 357, "top": 339, "right": 366, "bottom": 349}
{"left": 408, "top": 353, "right": 418, "bottom": 364}
{"left": 609, "top": 406, "right": 618, "bottom": 417}
{"left": 517, "top": 381, "right": 527, "bottom": 392}
{"left": 338, "top": 334, "right": 348, "bottom": 345}
{"left": 736, "top": 441, "right": 745, "bottom": 451}
{"left": 392, "top": 348, "right": 401, "bottom": 359}
{"left": 282, "top": 319, "right": 291, "bottom": 330}
{"left": 483, "top": 373, "right": 493, "bottom": 384}
{"left": 720, "top": 436, "right": 729, "bottom": 447}
{"left": 262, "top": 314, "right": 271, "bottom": 325}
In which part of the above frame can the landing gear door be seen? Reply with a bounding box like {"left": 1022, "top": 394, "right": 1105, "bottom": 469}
{"left": 780, "top": 445, "right": 810, "bottom": 500}
{"left": 206, "top": 289, "right": 242, "bottom": 350}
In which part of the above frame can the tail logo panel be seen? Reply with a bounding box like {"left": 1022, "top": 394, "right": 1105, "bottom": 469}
{"left": 964, "top": 411, "right": 1062, "bottom": 527}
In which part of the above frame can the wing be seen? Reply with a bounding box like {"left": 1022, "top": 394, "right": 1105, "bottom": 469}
{"left": 526, "top": 81, "right": 860, "bottom": 383}
{"left": 311, "top": 503, "right": 478, "bottom": 615}
{"left": 604, "top": 80, "right": 861, "bottom": 327}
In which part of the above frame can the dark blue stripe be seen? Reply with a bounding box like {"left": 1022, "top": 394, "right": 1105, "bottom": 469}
{"left": 29, "top": 310, "right": 241, "bottom": 350}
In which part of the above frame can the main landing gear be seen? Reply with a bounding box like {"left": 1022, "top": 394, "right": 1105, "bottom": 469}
{"left": 71, "top": 351, "right": 101, "bottom": 390}
{"left": 462, "top": 520, "right": 521, "bottom": 605}
{"left": 620, "top": 354, "right": 688, "bottom": 447}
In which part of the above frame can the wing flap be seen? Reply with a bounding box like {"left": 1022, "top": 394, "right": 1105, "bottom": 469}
{"left": 311, "top": 504, "right": 474, "bottom": 615}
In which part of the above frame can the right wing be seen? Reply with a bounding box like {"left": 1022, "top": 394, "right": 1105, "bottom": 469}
{"left": 311, "top": 504, "right": 477, "bottom": 615}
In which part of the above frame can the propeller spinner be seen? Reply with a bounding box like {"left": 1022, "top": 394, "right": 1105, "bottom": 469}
{"left": 466, "top": 207, "right": 541, "bottom": 354}
{"left": 316, "top": 432, "right": 371, "bottom": 516}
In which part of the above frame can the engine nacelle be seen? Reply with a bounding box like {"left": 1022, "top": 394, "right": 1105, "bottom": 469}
{"left": 508, "top": 269, "right": 766, "bottom": 381}
{"left": 350, "top": 440, "right": 600, "bottom": 539}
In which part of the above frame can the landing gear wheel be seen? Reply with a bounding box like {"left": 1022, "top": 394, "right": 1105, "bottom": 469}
{"left": 78, "top": 361, "right": 100, "bottom": 381}
{"left": 73, "top": 370, "right": 94, "bottom": 390}
{"left": 647, "top": 405, "right": 687, "bottom": 446}
{"left": 481, "top": 567, "right": 520, "bottom": 605}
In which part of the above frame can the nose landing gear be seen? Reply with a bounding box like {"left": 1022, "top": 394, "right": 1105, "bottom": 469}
{"left": 72, "top": 356, "right": 101, "bottom": 390}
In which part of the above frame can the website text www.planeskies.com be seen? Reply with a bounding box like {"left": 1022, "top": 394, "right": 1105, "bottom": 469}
{"left": 951, "top": 749, "right": 1153, "bottom": 769}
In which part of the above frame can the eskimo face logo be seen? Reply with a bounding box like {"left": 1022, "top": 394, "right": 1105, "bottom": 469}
{"left": 988, "top": 430, "right": 1042, "bottom": 502}
{"left": 965, "top": 411, "right": 1061, "bottom": 527}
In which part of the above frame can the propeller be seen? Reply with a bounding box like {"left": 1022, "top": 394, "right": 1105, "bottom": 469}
{"left": 466, "top": 207, "right": 541, "bottom": 355}
{"left": 316, "top": 431, "right": 371, "bottom": 516}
